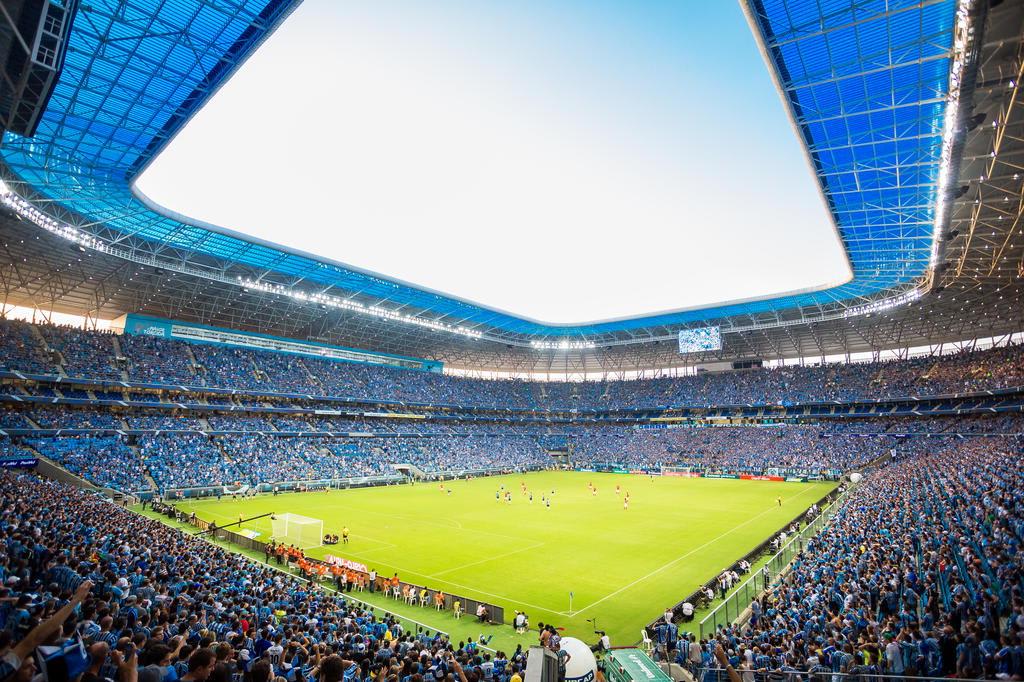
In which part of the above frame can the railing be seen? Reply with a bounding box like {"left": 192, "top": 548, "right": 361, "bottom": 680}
{"left": 156, "top": 467, "right": 542, "bottom": 499}
{"left": 158, "top": 474, "right": 407, "bottom": 499}
{"left": 647, "top": 485, "right": 841, "bottom": 638}
{"left": 693, "top": 668, "right": 991, "bottom": 682}
{"left": 697, "top": 485, "right": 853, "bottom": 639}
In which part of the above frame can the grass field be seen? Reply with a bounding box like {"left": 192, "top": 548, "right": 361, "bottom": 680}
{"left": 165, "top": 471, "right": 834, "bottom": 650}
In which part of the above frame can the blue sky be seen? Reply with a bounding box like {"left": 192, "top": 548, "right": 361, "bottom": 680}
{"left": 134, "top": 0, "right": 850, "bottom": 324}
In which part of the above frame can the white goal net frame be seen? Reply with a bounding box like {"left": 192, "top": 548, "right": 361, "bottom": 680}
{"left": 271, "top": 513, "right": 324, "bottom": 550}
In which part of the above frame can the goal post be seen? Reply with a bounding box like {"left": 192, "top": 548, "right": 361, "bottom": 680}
{"left": 271, "top": 513, "right": 324, "bottom": 550}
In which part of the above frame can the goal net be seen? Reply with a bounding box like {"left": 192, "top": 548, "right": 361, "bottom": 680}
{"left": 271, "top": 513, "right": 323, "bottom": 550}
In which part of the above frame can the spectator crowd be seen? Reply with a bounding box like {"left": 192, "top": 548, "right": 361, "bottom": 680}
{"left": 2, "top": 320, "right": 1023, "bottom": 410}
{"left": 655, "top": 439, "right": 1024, "bottom": 681}
{"left": 0, "top": 471, "right": 525, "bottom": 682}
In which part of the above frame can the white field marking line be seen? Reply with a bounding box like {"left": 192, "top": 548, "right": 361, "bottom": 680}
{"left": 333, "top": 549, "right": 566, "bottom": 616}
{"left": 347, "top": 534, "right": 397, "bottom": 550}
{"left": 183, "top": 507, "right": 239, "bottom": 523}
{"left": 350, "top": 507, "right": 465, "bottom": 532}
{"left": 569, "top": 484, "right": 822, "bottom": 617}
{"left": 165, "top": 500, "right": 552, "bottom": 624}
{"left": 152, "top": 514, "right": 453, "bottom": 641}
{"left": 431, "top": 542, "right": 546, "bottom": 577}
{"left": 177, "top": 506, "right": 401, "bottom": 550}
{"left": 317, "top": 526, "right": 398, "bottom": 550}
{"left": 342, "top": 543, "right": 399, "bottom": 557}
{"left": 354, "top": 506, "right": 529, "bottom": 544}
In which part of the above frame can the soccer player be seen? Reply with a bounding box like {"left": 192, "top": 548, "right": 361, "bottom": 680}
{"left": 615, "top": 485, "right": 621, "bottom": 496}
{"left": 342, "top": 526, "right": 349, "bottom": 544}
{"left": 623, "top": 498, "right": 629, "bottom": 511}
{"left": 529, "top": 492, "right": 533, "bottom": 504}
{"left": 592, "top": 487, "right": 597, "bottom": 496}
{"left": 496, "top": 490, "right": 500, "bottom": 503}
{"left": 545, "top": 497, "right": 551, "bottom": 509}
{"left": 777, "top": 496, "right": 783, "bottom": 507}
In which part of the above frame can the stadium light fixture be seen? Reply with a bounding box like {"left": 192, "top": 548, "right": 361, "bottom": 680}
{"left": 0, "top": 181, "right": 106, "bottom": 254}
{"left": 0, "top": 178, "right": 486, "bottom": 343}
{"left": 841, "top": 288, "right": 925, "bottom": 319}
{"left": 237, "top": 278, "right": 484, "bottom": 340}
{"left": 529, "top": 339, "right": 597, "bottom": 351}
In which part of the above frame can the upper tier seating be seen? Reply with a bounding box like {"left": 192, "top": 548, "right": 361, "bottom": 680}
{"left": 2, "top": 319, "right": 1022, "bottom": 408}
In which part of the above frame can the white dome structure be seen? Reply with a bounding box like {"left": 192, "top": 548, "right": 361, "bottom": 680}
{"left": 560, "top": 637, "right": 597, "bottom": 682}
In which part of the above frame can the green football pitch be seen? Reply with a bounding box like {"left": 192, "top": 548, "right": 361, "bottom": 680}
{"left": 162, "top": 471, "right": 834, "bottom": 651}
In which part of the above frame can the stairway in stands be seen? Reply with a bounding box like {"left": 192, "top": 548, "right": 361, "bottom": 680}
{"left": 126, "top": 441, "right": 161, "bottom": 493}
{"left": 28, "top": 324, "right": 65, "bottom": 376}
{"left": 111, "top": 334, "right": 130, "bottom": 381}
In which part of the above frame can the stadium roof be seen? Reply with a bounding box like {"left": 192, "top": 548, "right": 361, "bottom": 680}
{"left": 130, "top": 1, "right": 853, "bottom": 326}
{"left": 0, "top": 0, "right": 1021, "bottom": 373}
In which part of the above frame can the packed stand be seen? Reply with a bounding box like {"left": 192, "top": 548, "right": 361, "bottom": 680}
{"left": 677, "top": 436, "right": 1024, "bottom": 679}
{"left": 138, "top": 434, "right": 244, "bottom": 490}
{"left": 0, "top": 471, "right": 516, "bottom": 682}
{"left": 25, "top": 435, "right": 150, "bottom": 491}
{"left": 217, "top": 435, "right": 387, "bottom": 482}
{"left": 118, "top": 334, "right": 198, "bottom": 384}
{"left": 571, "top": 426, "right": 885, "bottom": 474}
{"left": 127, "top": 414, "right": 204, "bottom": 431}
{"left": 27, "top": 407, "right": 121, "bottom": 430}
{"left": 0, "top": 319, "right": 53, "bottom": 374}
{"left": 36, "top": 325, "right": 122, "bottom": 381}
{"left": 377, "top": 435, "right": 549, "bottom": 474}
{"left": 3, "top": 320, "right": 1024, "bottom": 408}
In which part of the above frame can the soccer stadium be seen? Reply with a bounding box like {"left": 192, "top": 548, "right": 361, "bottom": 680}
{"left": 0, "top": 0, "right": 1023, "bottom": 682}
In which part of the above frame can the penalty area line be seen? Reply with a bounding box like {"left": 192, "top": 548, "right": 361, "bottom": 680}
{"left": 431, "top": 542, "right": 546, "bottom": 577}
{"left": 335, "top": 549, "right": 566, "bottom": 617}
{"left": 569, "top": 484, "right": 821, "bottom": 617}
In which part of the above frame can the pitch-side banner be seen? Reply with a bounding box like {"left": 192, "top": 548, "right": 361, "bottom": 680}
{"left": 0, "top": 457, "right": 37, "bottom": 468}
{"left": 324, "top": 555, "right": 369, "bottom": 573}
